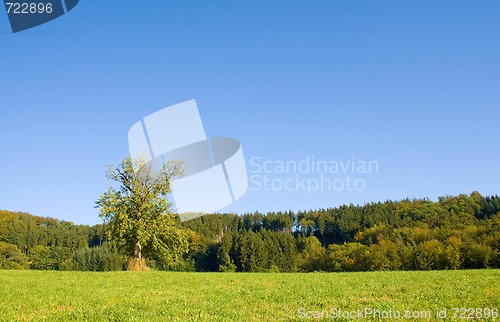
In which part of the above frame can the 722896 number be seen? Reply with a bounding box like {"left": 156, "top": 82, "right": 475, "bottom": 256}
{"left": 5, "top": 2, "right": 53, "bottom": 14}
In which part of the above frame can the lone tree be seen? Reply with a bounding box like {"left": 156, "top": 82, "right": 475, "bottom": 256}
{"left": 96, "top": 156, "right": 188, "bottom": 269}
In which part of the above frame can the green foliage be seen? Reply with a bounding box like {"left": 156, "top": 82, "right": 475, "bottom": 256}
{"left": 298, "top": 236, "right": 327, "bottom": 271}
{"left": 0, "top": 242, "right": 29, "bottom": 269}
{"left": 29, "top": 245, "right": 73, "bottom": 270}
{"left": 95, "top": 156, "right": 189, "bottom": 267}
{"left": 181, "top": 192, "right": 500, "bottom": 272}
{"left": 328, "top": 242, "right": 369, "bottom": 271}
{"left": 367, "top": 240, "right": 402, "bottom": 271}
{"left": 0, "top": 210, "right": 89, "bottom": 254}
{"left": 71, "top": 243, "right": 125, "bottom": 271}
{"left": 2, "top": 191, "right": 500, "bottom": 272}
{"left": 215, "top": 228, "right": 298, "bottom": 272}
{"left": 461, "top": 241, "right": 492, "bottom": 269}
{"left": 476, "top": 195, "right": 500, "bottom": 219}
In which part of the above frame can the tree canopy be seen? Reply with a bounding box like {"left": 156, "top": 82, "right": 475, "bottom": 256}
{"left": 0, "top": 192, "right": 499, "bottom": 272}
{"left": 95, "top": 156, "right": 188, "bottom": 268}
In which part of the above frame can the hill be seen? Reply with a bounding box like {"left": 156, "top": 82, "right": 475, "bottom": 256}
{"left": 1, "top": 192, "right": 499, "bottom": 271}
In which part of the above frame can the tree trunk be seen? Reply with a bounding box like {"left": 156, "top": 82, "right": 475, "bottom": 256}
{"left": 134, "top": 240, "right": 142, "bottom": 261}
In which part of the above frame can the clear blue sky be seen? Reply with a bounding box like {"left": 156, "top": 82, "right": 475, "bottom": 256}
{"left": 1, "top": 1, "right": 499, "bottom": 225}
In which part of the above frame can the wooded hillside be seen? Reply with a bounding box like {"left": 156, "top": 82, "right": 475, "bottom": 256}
{"left": 1, "top": 192, "right": 499, "bottom": 272}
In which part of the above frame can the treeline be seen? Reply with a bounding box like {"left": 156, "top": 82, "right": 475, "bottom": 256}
{"left": 0, "top": 210, "right": 110, "bottom": 270}
{"left": 1, "top": 192, "right": 500, "bottom": 272}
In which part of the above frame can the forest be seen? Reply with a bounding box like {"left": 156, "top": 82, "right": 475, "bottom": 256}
{"left": 1, "top": 192, "right": 499, "bottom": 272}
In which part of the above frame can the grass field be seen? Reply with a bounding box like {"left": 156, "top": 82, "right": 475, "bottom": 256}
{"left": 0, "top": 270, "right": 499, "bottom": 321}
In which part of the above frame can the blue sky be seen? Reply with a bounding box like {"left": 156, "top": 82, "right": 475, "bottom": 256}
{"left": 1, "top": 1, "right": 499, "bottom": 225}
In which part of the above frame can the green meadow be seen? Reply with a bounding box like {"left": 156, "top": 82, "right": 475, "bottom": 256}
{"left": 0, "top": 270, "right": 499, "bottom": 321}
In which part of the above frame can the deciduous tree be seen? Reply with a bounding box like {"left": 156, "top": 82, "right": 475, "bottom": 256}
{"left": 96, "top": 156, "right": 188, "bottom": 269}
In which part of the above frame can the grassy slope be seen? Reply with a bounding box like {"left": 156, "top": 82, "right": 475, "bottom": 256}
{"left": 0, "top": 270, "right": 499, "bottom": 321}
